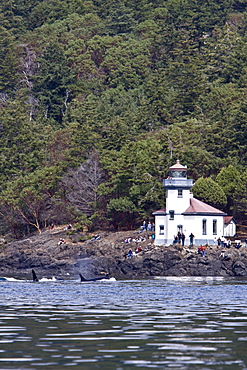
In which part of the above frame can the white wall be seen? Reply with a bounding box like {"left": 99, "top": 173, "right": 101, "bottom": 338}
{"left": 183, "top": 215, "right": 224, "bottom": 245}
{"left": 154, "top": 214, "right": 225, "bottom": 246}
{"left": 224, "top": 221, "right": 236, "bottom": 237}
{"left": 166, "top": 188, "right": 191, "bottom": 214}
{"left": 154, "top": 214, "right": 167, "bottom": 245}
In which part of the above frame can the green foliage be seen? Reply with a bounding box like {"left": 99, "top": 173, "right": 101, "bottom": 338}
{"left": 216, "top": 165, "right": 241, "bottom": 198}
{"left": 101, "top": 38, "right": 151, "bottom": 89}
{"left": 98, "top": 136, "right": 164, "bottom": 229}
{"left": 0, "top": 26, "right": 19, "bottom": 94}
{"left": 107, "top": 197, "right": 137, "bottom": 230}
{"left": 73, "top": 213, "right": 95, "bottom": 232}
{"left": 0, "top": 101, "right": 49, "bottom": 182}
{"left": 236, "top": 170, "right": 247, "bottom": 222}
{"left": 0, "top": 0, "right": 247, "bottom": 235}
{"left": 216, "top": 165, "right": 247, "bottom": 217}
{"left": 105, "top": 1, "right": 136, "bottom": 35}
{"left": 22, "top": 0, "right": 70, "bottom": 30}
{"left": 192, "top": 177, "right": 227, "bottom": 209}
{"left": 0, "top": 166, "right": 62, "bottom": 235}
{"left": 33, "top": 42, "right": 75, "bottom": 124}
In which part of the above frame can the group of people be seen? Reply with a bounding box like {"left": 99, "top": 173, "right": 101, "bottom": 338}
{"left": 124, "top": 236, "right": 146, "bottom": 244}
{"left": 216, "top": 236, "right": 247, "bottom": 249}
{"left": 198, "top": 245, "right": 207, "bottom": 257}
{"left": 216, "top": 236, "right": 231, "bottom": 248}
{"left": 140, "top": 221, "right": 155, "bottom": 232}
{"left": 172, "top": 232, "right": 195, "bottom": 246}
{"left": 127, "top": 246, "right": 143, "bottom": 258}
{"left": 219, "top": 238, "right": 247, "bottom": 258}
{"left": 173, "top": 232, "right": 186, "bottom": 246}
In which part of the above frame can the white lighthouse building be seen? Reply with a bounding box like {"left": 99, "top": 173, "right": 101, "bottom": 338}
{"left": 153, "top": 160, "right": 236, "bottom": 246}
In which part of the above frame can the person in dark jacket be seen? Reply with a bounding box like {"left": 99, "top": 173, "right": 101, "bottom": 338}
{"left": 189, "top": 233, "right": 194, "bottom": 246}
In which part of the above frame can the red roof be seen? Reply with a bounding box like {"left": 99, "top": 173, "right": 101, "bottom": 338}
{"left": 224, "top": 216, "right": 235, "bottom": 224}
{"left": 152, "top": 208, "right": 166, "bottom": 215}
{"left": 169, "top": 160, "right": 187, "bottom": 171}
{"left": 183, "top": 198, "right": 226, "bottom": 215}
{"left": 152, "top": 198, "right": 228, "bottom": 216}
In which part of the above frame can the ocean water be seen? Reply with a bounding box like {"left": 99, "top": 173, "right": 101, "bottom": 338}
{"left": 0, "top": 276, "right": 247, "bottom": 369}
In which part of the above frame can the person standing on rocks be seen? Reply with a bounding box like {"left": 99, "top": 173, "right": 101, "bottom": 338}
{"left": 189, "top": 233, "right": 194, "bottom": 246}
{"left": 201, "top": 245, "right": 207, "bottom": 257}
{"left": 181, "top": 233, "right": 185, "bottom": 246}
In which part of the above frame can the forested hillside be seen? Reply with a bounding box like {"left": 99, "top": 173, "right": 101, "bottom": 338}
{"left": 0, "top": 0, "right": 247, "bottom": 237}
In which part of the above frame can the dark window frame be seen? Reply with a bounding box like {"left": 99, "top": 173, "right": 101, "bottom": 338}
{"left": 169, "top": 210, "right": 174, "bottom": 220}
{"left": 213, "top": 219, "right": 217, "bottom": 235}
{"left": 159, "top": 225, "right": 164, "bottom": 235}
{"left": 202, "top": 219, "right": 207, "bottom": 235}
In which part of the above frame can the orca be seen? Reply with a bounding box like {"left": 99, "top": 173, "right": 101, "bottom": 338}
{"left": 79, "top": 273, "right": 110, "bottom": 282}
{"left": 32, "top": 269, "right": 39, "bottom": 282}
{"left": 31, "top": 269, "right": 64, "bottom": 282}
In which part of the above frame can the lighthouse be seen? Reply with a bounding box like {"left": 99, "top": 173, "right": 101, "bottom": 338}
{"left": 152, "top": 160, "right": 233, "bottom": 246}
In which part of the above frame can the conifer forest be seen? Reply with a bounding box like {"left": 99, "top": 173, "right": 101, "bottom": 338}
{"left": 0, "top": 0, "right": 247, "bottom": 237}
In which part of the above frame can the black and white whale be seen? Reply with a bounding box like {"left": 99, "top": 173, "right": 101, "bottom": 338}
{"left": 32, "top": 269, "right": 39, "bottom": 282}
{"left": 79, "top": 273, "right": 110, "bottom": 282}
{"left": 31, "top": 269, "right": 63, "bottom": 282}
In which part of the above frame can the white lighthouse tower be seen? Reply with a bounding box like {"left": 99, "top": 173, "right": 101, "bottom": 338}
{"left": 153, "top": 160, "right": 193, "bottom": 245}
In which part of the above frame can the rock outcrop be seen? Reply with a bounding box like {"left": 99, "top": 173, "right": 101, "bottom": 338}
{"left": 0, "top": 228, "right": 247, "bottom": 279}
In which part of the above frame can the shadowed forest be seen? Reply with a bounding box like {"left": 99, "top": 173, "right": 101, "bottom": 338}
{"left": 0, "top": 0, "right": 247, "bottom": 237}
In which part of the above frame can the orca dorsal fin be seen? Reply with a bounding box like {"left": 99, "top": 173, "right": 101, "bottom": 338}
{"left": 32, "top": 269, "right": 39, "bottom": 282}
{"left": 79, "top": 273, "right": 87, "bottom": 282}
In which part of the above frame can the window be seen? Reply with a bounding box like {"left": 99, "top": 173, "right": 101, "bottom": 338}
{"left": 159, "top": 225, "right": 164, "bottom": 235}
{"left": 177, "top": 225, "right": 183, "bottom": 233}
{"left": 178, "top": 189, "right": 183, "bottom": 198}
{"left": 202, "top": 219, "right": 207, "bottom": 235}
{"left": 213, "top": 219, "right": 217, "bottom": 235}
{"left": 169, "top": 210, "right": 174, "bottom": 220}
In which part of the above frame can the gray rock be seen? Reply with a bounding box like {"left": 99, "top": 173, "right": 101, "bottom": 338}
{"left": 0, "top": 229, "right": 247, "bottom": 279}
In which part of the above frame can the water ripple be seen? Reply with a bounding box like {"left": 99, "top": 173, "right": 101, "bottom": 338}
{"left": 0, "top": 278, "right": 247, "bottom": 368}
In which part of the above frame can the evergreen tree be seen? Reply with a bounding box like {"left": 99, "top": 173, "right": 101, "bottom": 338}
{"left": 0, "top": 26, "right": 18, "bottom": 96}
{"left": 105, "top": 1, "right": 136, "bottom": 35}
{"left": 166, "top": 29, "right": 206, "bottom": 116}
{"left": 192, "top": 177, "right": 227, "bottom": 209}
{"left": 0, "top": 101, "right": 49, "bottom": 182}
{"left": 216, "top": 165, "right": 245, "bottom": 217}
{"left": 33, "top": 42, "right": 74, "bottom": 124}
{"left": 0, "top": 166, "right": 61, "bottom": 235}
{"left": 98, "top": 136, "right": 164, "bottom": 229}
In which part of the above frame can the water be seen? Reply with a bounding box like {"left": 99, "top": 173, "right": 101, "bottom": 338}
{"left": 1, "top": 276, "right": 247, "bottom": 369}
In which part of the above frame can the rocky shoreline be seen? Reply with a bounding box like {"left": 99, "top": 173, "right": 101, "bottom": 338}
{"left": 0, "top": 227, "right": 247, "bottom": 279}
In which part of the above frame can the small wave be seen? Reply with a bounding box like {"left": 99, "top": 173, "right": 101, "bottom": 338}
{"left": 154, "top": 276, "right": 225, "bottom": 282}
{"left": 0, "top": 277, "right": 26, "bottom": 282}
{"left": 39, "top": 277, "right": 62, "bottom": 282}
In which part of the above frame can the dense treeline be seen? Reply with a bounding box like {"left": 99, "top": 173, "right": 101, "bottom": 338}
{"left": 0, "top": 0, "right": 247, "bottom": 237}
